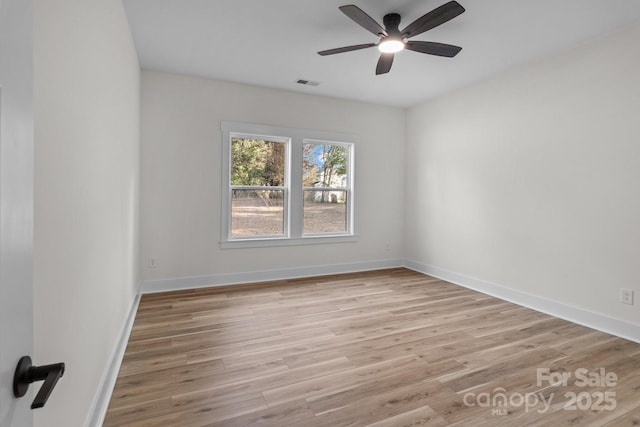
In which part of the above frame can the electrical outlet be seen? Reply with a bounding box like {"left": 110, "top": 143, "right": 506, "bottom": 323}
{"left": 620, "top": 288, "right": 634, "bottom": 305}
{"left": 147, "top": 257, "right": 157, "bottom": 269}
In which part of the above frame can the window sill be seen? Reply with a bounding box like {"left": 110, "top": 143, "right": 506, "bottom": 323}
{"left": 220, "top": 235, "right": 359, "bottom": 249}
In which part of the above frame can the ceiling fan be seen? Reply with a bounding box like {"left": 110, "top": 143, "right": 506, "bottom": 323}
{"left": 318, "top": 1, "right": 465, "bottom": 75}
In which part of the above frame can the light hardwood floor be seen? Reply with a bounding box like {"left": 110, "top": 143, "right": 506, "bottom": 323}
{"left": 104, "top": 268, "right": 640, "bottom": 426}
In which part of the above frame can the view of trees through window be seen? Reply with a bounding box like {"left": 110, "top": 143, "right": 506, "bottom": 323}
{"left": 231, "top": 138, "right": 285, "bottom": 187}
{"left": 303, "top": 143, "right": 349, "bottom": 234}
{"left": 229, "top": 137, "right": 351, "bottom": 238}
{"left": 230, "top": 138, "right": 286, "bottom": 237}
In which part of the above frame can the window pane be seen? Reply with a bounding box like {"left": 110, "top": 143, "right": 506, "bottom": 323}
{"left": 303, "top": 143, "right": 348, "bottom": 189}
{"left": 232, "top": 190, "right": 284, "bottom": 237}
{"left": 232, "top": 138, "right": 285, "bottom": 186}
{"left": 304, "top": 190, "right": 347, "bottom": 234}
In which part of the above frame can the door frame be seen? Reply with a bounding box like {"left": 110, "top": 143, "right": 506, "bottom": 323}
{"left": 0, "top": 0, "right": 35, "bottom": 425}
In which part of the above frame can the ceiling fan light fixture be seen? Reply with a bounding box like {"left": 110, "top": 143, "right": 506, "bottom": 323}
{"left": 319, "top": 2, "right": 465, "bottom": 74}
{"left": 378, "top": 38, "right": 405, "bottom": 53}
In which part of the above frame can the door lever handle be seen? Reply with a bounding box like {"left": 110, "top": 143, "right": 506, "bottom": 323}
{"left": 13, "top": 355, "right": 65, "bottom": 409}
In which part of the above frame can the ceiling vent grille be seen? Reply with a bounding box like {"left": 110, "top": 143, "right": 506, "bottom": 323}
{"left": 296, "top": 79, "right": 320, "bottom": 87}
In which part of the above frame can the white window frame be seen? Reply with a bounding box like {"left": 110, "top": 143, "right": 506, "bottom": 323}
{"left": 302, "top": 139, "right": 353, "bottom": 237}
{"left": 228, "top": 133, "right": 290, "bottom": 240}
{"left": 221, "top": 121, "right": 357, "bottom": 249}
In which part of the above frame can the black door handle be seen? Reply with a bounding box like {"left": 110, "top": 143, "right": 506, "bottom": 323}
{"left": 13, "top": 356, "right": 65, "bottom": 409}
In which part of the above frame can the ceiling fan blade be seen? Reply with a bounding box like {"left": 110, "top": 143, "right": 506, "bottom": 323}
{"left": 318, "top": 43, "right": 376, "bottom": 56}
{"left": 375, "top": 53, "right": 394, "bottom": 75}
{"left": 339, "top": 5, "right": 388, "bottom": 37}
{"left": 405, "top": 41, "right": 462, "bottom": 57}
{"left": 401, "top": 1, "right": 465, "bottom": 39}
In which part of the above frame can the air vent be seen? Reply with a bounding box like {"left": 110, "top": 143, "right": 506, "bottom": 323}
{"left": 296, "top": 79, "right": 320, "bottom": 87}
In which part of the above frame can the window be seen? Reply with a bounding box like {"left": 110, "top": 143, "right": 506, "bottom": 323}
{"left": 221, "top": 122, "right": 356, "bottom": 248}
{"left": 231, "top": 137, "right": 288, "bottom": 238}
{"left": 303, "top": 142, "right": 350, "bottom": 235}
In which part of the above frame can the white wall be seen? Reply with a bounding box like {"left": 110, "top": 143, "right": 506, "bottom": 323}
{"left": 33, "top": 0, "right": 140, "bottom": 425}
{"left": 140, "top": 71, "right": 404, "bottom": 286}
{"left": 406, "top": 22, "right": 640, "bottom": 332}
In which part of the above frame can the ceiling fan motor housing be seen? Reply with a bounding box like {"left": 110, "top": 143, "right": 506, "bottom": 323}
{"left": 382, "top": 13, "right": 402, "bottom": 37}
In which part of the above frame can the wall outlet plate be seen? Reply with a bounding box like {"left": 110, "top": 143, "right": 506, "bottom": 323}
{"left": 147, "top": 257, "right": 157, "bottom": 268}
{"left": 620, "top": 288, "right": 634, "bottom": 305}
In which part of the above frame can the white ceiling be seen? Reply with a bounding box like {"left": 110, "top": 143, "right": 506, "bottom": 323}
{"left": 123, "top": 0, "right": 640, "bottom": 107}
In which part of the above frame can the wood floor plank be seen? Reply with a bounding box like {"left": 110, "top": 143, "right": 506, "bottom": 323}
{"left": 104, "top": 268, "right": 640, "bottom": 426}
{"left": 365, "top": 405, "right": 449, "bottom": 427}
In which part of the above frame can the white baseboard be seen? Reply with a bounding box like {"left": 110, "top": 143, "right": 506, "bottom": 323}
{"left": 404, "top": 259, "right": 640, "bottom": 344}
{"left": 84, "top": 293, "right": 141, "bottom": 427}
{"left": 139, "top": 258, "right": 404, "bottom": 294}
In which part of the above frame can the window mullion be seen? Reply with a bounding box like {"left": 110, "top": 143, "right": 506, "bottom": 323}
{"left": 289, "top": 137, "right": 303, "bottom": 239}
{"left": 230, "top": 186, "right": 286, "bottom": 191}
{"left": 302, "top": 187, "right": 348, "bottom": 191}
